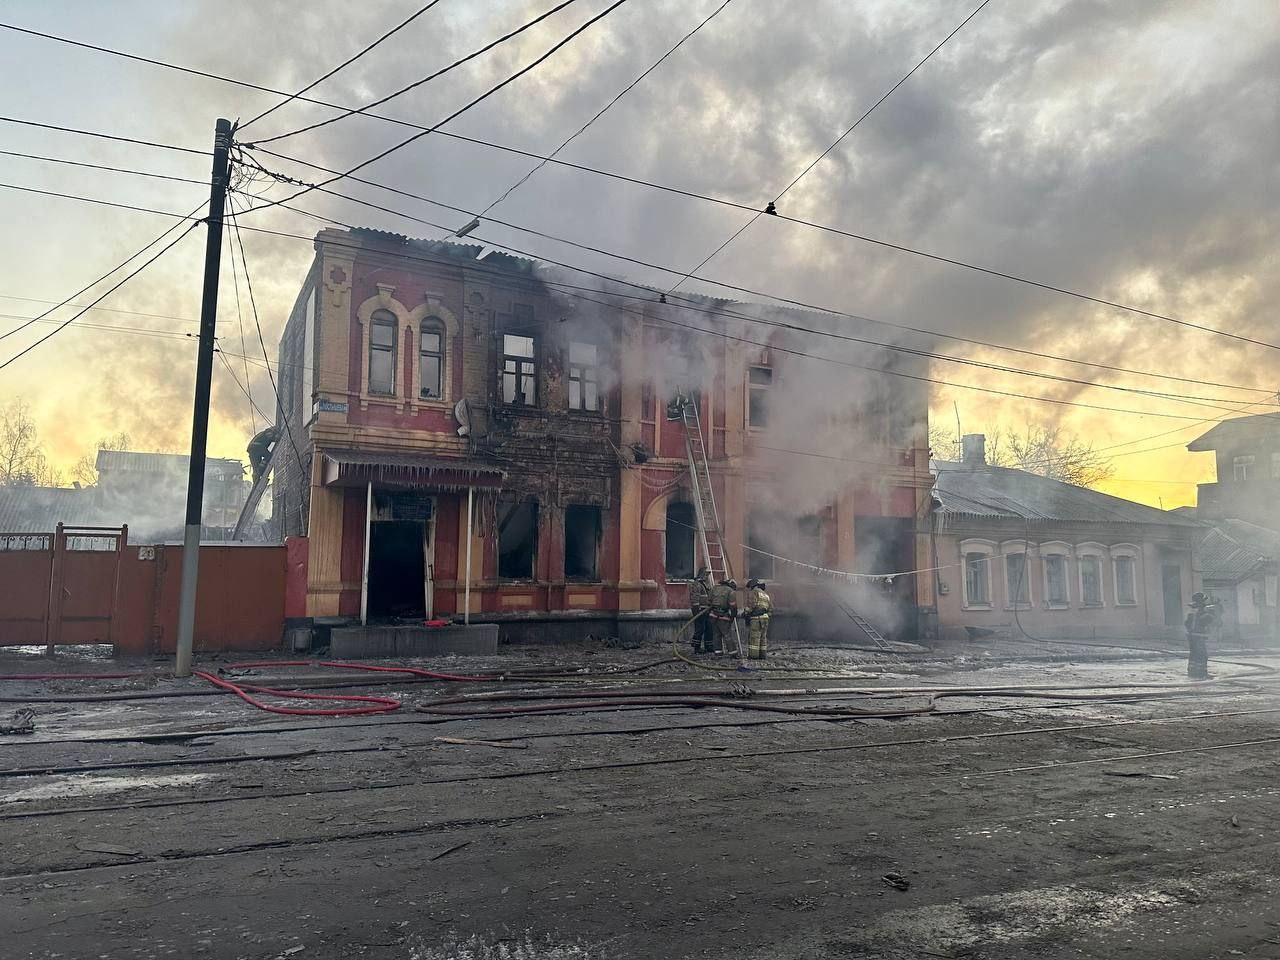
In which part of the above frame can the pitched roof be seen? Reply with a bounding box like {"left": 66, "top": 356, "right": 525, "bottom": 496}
{"left": 931, "top": 460, "right": 1200, "bottom": 526}
{"left": 95, "top": 450, "right": 243, "bottom": 476}
{"left": 0, "top": 485, "right": 98, "bottom": 533}
{"left": 1200, "top": 518, "right": 1280, "bottom": 582}
{"left": 1187, "top": 413, "right": 1280, "bottom": 452}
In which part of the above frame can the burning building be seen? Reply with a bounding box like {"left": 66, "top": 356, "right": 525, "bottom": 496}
{"left": 272, "top": 228, "right": 933, "bottom": 644}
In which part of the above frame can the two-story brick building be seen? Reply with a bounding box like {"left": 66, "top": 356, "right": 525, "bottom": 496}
{"left": 273, "top": 227, "right": 933, "bottom": 644}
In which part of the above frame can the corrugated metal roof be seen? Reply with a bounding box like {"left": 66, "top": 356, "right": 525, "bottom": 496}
{"left": 323, "top": 449, "right": 506, "bottom": 489}
{"left": 96, "top": 450, "right": 243, "bottom": 476}
{"left": 0, "top": 486, "right": 98, "bottom": 533}
{"left": 932, "top": 460, "right": 1201, "bottom": 526}
{"left": 1200, "top": 519, "right": 1280, "bottom": 582}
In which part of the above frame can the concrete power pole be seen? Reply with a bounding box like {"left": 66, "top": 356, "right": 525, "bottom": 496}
{"left": 175, "top": 118, "right": 233, "bottom": 678}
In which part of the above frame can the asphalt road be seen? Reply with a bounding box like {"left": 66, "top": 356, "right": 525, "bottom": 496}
{"left": 3, "top": 642, "right": 1280, "bottom": 959}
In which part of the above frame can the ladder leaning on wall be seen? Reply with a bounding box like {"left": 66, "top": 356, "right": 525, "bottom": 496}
{"left": 679, "top": 398, "right": 745, "bottom": 659}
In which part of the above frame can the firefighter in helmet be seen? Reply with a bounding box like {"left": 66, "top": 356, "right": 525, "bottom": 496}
{"left": 743, "top": 578, "right": 773, "bottom": 660}
{"left": 1185, "top": 591, "right": 1220, "bottom": 680}
{"left": 707, "top": 577, "right": 739, "bottom": 655}
{"left": 689, "top": 567, "right": 714, "bottom": 654}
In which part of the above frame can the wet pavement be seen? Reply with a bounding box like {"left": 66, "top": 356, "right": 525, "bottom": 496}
{"left": 3, "top": 640, "right": 1280, "bottom": 959}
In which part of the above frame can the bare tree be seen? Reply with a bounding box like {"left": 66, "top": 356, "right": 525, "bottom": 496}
{"left": 0, "top": 398, "right": 61, "bottom": 486}
{"left": 72, "top": 431, "right": 131, "bottom": 487}
{"left": 930, "top": 421, "right": 1115, "bottom": 488}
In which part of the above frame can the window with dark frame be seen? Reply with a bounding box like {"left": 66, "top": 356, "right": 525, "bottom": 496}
{"left": 1081, "top": 555, "right": 1103, "bottom": 605}
{"left": 498, "top": 497, "right": 538, "bottom": 579}
{"left": 564, "top": 505, "right": 601, "bottom": 581}
{"left": 568, "top": 341, "right": 600, "bottom": 412}
{"left": 369, "top": 310, "right": 397, "bottom": 395}
{"left": 419, "top": 320, "right": 444, "bottom": 399}
{"left": 502, "top": 334, "right": 537, "bottom": 406}
{"left": 1006, "top": 553, "right": 1030, "bottom": 605}
{"left": 665, "top": 502, "right": 696, "bottom": 580}
{"left": 748, "top": 366, "right": 772, "bottom": 427}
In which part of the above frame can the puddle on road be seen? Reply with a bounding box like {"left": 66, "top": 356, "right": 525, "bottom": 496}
{"left": 0, "top": 772, "right": 213, "bottom": 804}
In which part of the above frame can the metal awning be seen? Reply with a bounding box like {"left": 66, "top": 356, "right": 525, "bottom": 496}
{"left": 322, "top": 449, "right": 506, "bottom": 490}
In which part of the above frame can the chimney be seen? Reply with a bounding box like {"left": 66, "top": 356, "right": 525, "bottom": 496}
{"left": 961, "top": 433, "right": 987, "bottom": 467}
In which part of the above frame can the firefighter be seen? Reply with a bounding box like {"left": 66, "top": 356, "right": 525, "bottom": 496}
{"left": 707, "top": 577, "right": 739, "bottom": 655}
{"left": 689, "top": 567, "right": 714, "bottom": 654}
{"left": 743, "top": 578, "right": 772, "bottom": 660}
{"left": 247, "top": 425, "right": 280, "bottom": 486}
{"left": 1185, "top": 591, "right": 1220, "bottom": 680}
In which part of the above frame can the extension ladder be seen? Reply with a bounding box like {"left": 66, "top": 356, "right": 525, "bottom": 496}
{"left": 679, "top": 398, "right": 744, "bottom": 658}
{"left": 231, "top": 439, "right": 280, "bottom": 540}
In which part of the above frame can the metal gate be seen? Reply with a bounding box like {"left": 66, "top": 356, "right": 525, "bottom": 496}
{"left": 0, "top": 523, "right": 128, "bottom": 649}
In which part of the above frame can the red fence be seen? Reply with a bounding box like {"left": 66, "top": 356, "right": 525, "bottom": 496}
{"left": 0, "top": 528, "right": 286, "bottom": 654}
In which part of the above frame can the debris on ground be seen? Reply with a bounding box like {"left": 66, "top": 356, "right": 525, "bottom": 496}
{"left": 882, "top": 872, "right": 911, "bottom": 892}
{"left": 0, "top": 707, "right": 35, "bottom": 735}
{"left": 433, "top": 736, "right": 529, "bottom": 750}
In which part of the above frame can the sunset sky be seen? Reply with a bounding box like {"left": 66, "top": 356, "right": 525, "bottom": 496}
{"left": 1, "top": 0, "right": 1277, "bottom": 508}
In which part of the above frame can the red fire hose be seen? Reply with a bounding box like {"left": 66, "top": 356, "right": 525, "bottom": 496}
{"left": 192, "top": 670, "right": 401, "bottom": 717}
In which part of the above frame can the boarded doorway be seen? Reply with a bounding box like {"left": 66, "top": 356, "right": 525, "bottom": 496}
{"left": 1162, "top": 564, "right": 1183, "bottom": 627}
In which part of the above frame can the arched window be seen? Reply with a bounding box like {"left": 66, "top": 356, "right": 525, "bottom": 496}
{"left": 368, "top": 309, "right": 397, "bottom": 396}
{"left": 419, "top": 318, "right": 445, "bottom": 399}
{"left": 665, "top": 502, "right": 696, "bottom": 580}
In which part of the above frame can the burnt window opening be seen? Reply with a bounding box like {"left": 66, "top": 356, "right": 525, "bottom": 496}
{"left": 564, "top": 504, "right": 601, "bottom": 581}
{"left": 502, "top": 334, "right": 537, "bottom": 406}
{"left": 798, "top": 514, "right": 825, "bottom": 567}
{"left": 568, "top": 341, "right": 600, "bottom": 412}
{"left": 748, "top": 366, "right": 772, "bottom": 428}
{"left": 664, "top": 348, "right": 694, "bottom": 419}
{"left": 369, "top": 310, "right": 398, "bottom": 396}
{"left": 665, "top": 501, "right": 696, "bottom": 580}
{"left": 746, "top": 512, "right": 774, "bottom": 581}
{"left": 498, "top": 497, "right": 538, "bottom": 579}
{"left": 419, "top": 320, "right": 444, "bottom": 399}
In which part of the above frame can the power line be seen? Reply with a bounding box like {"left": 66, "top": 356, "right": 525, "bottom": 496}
{"left": 666, "top": 0, "right": 993, "bottom": 295}
{"left": 0, "top": 199, "right": 206, "bottom": 345}
{"left": 243, "top": 144, "right": 1278, "bottom": 398}
{"left": 2, "top": 24, "right": 1266, "bottom": 349}
{"left": 0, "top": 148, "right": 205, "bottom": 184}
{"left": 239, "top": 0, "right": 449, "bottom": 132}
{"left": 225, "top": 198, "right": 305, "bottom": 470}
{"left": 0, "top": 294, "right": 198, "bottom": 325}
{"left": 474, "top": 0, "right": 737, "bottom": 221}
{"left": 225, "top": 224, "right": 256, "bottom": 435}
{"left": 0, "top": 312, "right": 201, "bottom": 342}
{"left": 234, "top": 0, "right": 633, "bottom": 216}
{"left": 0, "top": 221, "right": 201, "bottom": 370}
{"left": 251, "top": 0, "right": 583, "bottom": 145}
{"left": 238, "top": 175, "right": 1269, "bottom": 414}
{"left": 0, "top": 115, "right": 209, "bottom": 155}
{"left": 15, "top": 167, "right": 1271, "bottom": 428}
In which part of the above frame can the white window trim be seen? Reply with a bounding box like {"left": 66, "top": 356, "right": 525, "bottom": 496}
{"left": 1076, "top": 542, "right": 1107, "bottom": 608}
{"left": 407, "top": 299, "right": 459, "bottom": 409}
{"left": 746, "top": 364, "right": 773, "bottom": 430}
{"left": 1109, "top": 543, "right": 1141, "bottom": 607}
{"left": 357, "top": 287, "right": 407, "bottom": 409}
{"left": 959, "top": 538, "right": 996, "bottom": 610}
{"left": 1234, "top": 454, "right": 1255, "bottom": 482}
{"left": 1000, "top": 540, "right": 1034, "bottom": 610}
{"left": 1040, "top": 541, "right": 1072, "bottom": 610}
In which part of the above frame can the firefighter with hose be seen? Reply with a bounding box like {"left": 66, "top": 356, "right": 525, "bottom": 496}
{"left": 1184, "top": 591, "right": 1220, "bottom": 680}
{"left": 742, "top": 578, "right": 773, "bottom": 660}
{"left": 706, "top": 577, "right": 739, "bottom": 656}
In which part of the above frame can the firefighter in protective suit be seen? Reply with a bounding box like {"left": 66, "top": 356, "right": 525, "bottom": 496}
{"left": 743, "top": 578, "right": 772, "bottom": 659}
{"left": 689, "top": 568, "right": 714, "bottom": 654}
{"left": 707, "top": 578, "right": 738, "bottom": 655}
{"left": 1185, "top": 591, "right": 1220, "bottom": 680}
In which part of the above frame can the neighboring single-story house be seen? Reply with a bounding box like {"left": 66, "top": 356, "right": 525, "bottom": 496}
{"left": 1199, "top": 518, "right": 1280, "bottom": 646}
{"left": 932, "top": 436, "right": 1203, "bottom": 643}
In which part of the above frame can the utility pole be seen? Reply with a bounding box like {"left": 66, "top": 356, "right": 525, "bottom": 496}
{"left": 175, "top": 118, "right": 233, "bottom": 678}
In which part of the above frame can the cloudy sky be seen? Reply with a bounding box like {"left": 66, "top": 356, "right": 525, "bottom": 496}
{"left": 1, "top": 0, "right": 1277, "bottom": 507}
